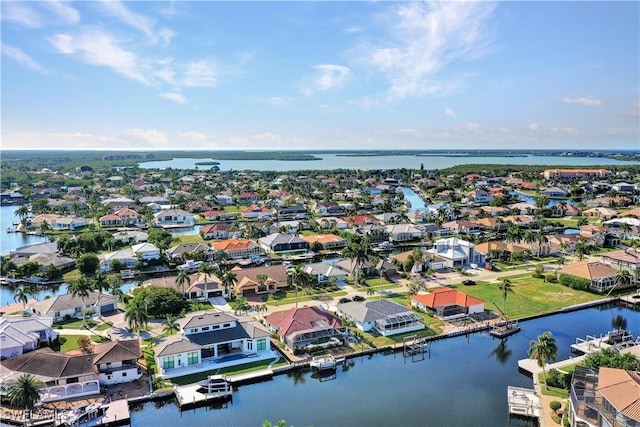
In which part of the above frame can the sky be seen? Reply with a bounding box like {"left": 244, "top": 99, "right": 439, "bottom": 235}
{"left": 1, "top": 1, "right": 639, "bottom": 151}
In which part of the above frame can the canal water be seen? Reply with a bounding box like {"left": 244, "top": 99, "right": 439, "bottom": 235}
{"left": 129, "top": 304, "right": 639, "bottom": 427}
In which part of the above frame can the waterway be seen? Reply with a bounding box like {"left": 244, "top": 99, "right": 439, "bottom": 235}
{"left": 138, "top": 153, "right": 635, "bottom": 172}
{"left": 127, "top": 304, "right": 639, "bottom": 427}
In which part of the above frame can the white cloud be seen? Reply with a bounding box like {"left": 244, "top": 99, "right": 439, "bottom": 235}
{"left": 562, "top": 97, "right": 603, "bottom": 107}
{"left": 49, "top": 29, "right": 148, "bottom": 84}
{"left": 303, "top": 64, "right": 351, "bottom": 96}
{"left": 42, "top": 0, "right": 80, "bottom": 25}
{"left": 180, "top": 60, "right": 218, "bottom": 87}
{"left": 1, "top": 43, "right": 46, "bottom": 73}
{"left": 444, "top": 107, "right": 456, "bottom": 117}
{"left": 363, "top": 1, "right": 496, "bottom": 100}
{"left": 98, "top": 0, "right": 174, "bottom": 45}
{"left": 177, "top": 131, "right": 207, "bottom": 141}
{"left": 158, "top": 92, "right": 188, "bottom": 104}
{"left": 123, "top": 129, "right": 169, "bottom": 145}
{"left": 528, "top": 123, "right": 540, "bottom": 131}
{"left": 1, "top": 2, "right": 43, "bottom": 28}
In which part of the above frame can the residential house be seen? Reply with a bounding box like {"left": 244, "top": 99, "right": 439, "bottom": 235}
{"left": 100, "top": 249, "right": 138, "bottom": 272}
{"left": 559, "top": 261, "right": 619, "bottom": 293}
{"left": 473, "top": 217, "right": 509, "bottom": 233}
{"left": 583, "top": 207, "right": 618, "bottom": 221}
{"left": 601, "top": 249, "right": 640, "bottom": 271}
{"left": 426, "top": 238, "right": 485, "bottom": 268}
{"left": 275, "top": 204, "right": 307, "bottom": 219}
{"left": 476, "top": 241, "right": 527, "bottom": 261}
{"left": 236, "top": 192, "right": 260, "bottom": 204}
{"left": 336, "top": 299, "right": 424, "bottom": 336}
{"left": 466, "top": 189, "right": 493, "bottom": 205}
{"left": 265, "top": 306, "right": 345, "bottom": 352}
{"left": 318, "top": 216, "right": 349, "bottom": 230}
{"left": 300, "top": 234, "right": 347, "bottom": 251}
{"left": 92, "top": 339, "right": 142, "bottom": 385}
{"left": 241, "top": 205, "right": 274, "bottom": 220}
{"left": 185, "top": 272, "right": 226, "bottom": 300}
{"left": 131, "top": 242, "right": 161, "bottom": 261}
{"left": 350, "top": 224, "right": 388, "bottom": 244}
{"left": 386, "top": 224, "right": 425, "bottom": 242}
{"left": 542, "top": 187, "right": 569, "bottom": 198}
{"left": 314, "top": 201, "right": 346, "bottom": 216}
{"left": 200, "top": 223, "right": 241, "bottom": 240}
{"left": 154, "top": 312, "right": 273, "bottom": 378}
{"left": 215, "top": 194, "right": 234, "bottom": 205}
{"left": 259, "top": 233, "right": 310, "bottom": 254}
{"left": 211, "top": 238, "right": 265, "bottom": 260}
{"left": 0, "top": 316, "right": 58, "bottom": 359}
{"left": 167, "top": 243, "right": 214, "bottom": 262}
{"left": 201, "top": 210, "right": 236, "bottom": 221}
{"left": 442, "top": 220, "right": 482, "bottom": 234}
{"left": 232, "top": 265, "right": 289, "bottom": 295}
{"left": 28, "top": 292, "right": 119, "bottom": 320}
{"left": 50, "top": 216, "right": 90, "bottom": 231}
{"left": 569, "top": 366, "right": 640, "bottom": 427}
{"left": 112, "top": 230, "right": 148, "bottom": 244}
{"left": 509, "top": 203, "right": 538, "bottom": 215}
{"left": 0, "top": 348, "right": 99, "bottom": 402}
{"left": 410, "top": 288, "right": 485, "bottom": 320}
{"left": 101, "top": 198, "right": 135, "bottom": 210}
{"left": 11, "top": 253, "right": 75, "bottom": 272}
{"left": 303, "top": 262, "right": 348, "bottom": 284}
{"left": 153, "top": 209, "right": 195, "bottom": 228}
{"left": 611, "top": 182, "right": 635, "bottom": 193}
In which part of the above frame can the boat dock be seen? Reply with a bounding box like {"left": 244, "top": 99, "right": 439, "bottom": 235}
{"left": 570, "top": 334, "right": 613, "bottom": 354}
{"left": 507, "top": 386, "right": 540, "bottom": 418}
{"left": 85, "top": 400, "right": 130, "bottom": 426}
{"left": 174, "top": 382, "right": 233, "bottom": 409}
{"left": 620, "top": 293, "right": 640, "bottom": 307}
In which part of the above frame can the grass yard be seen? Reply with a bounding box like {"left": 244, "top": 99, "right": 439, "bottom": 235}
{"left": 450, "top": 275, "right": 601, "bottom": 319}
{"left": 170, "top": 358, "right": 289, "bottom": 386}
{"left": 56, "top": 334, "right": 110, "bottom": 353}
{"left": 176, "top": 234, "right": 206, "bottom": 245}
{"left": 62, "top": 269, "right": 82, "bottom": 281}
{"left": 264, "top": 289, "right": 348, "bottom": 306}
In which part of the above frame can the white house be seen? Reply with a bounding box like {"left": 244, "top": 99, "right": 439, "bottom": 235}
{"left": 153, "top": 209, "right": 195, "bottom": 228}
{"left": 385, "top": 224, "right": 425, "bottom": 242}
{"left": 0, "top": 316, "right": 58, "bottom": 359}
{"left": 154, "top": 312, "right": 274, "bottom": 378}
{"left": 92, "top": 340, "right": 142, "bottom": 386}
{"left": 131, "top": 242, "right": 162, "bottom": 261}
{"left": 28, "top": 292, "right": 119, "bottom": 321}
{"left": 426, "top": 237, "right": 485, "bottom": 268}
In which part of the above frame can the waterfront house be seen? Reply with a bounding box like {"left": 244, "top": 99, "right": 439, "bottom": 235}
{"left": 558, "top": 261, "right": 619, "bottom": 293}
{"left": 211, "top": 238, "right": 265, "bottom": 260}
{"left": 442, "top": 220, "right": 482, "bottom": 234}
{"left": 542, "top": 187, "right": 569, "bottom": 198}
{"left": 100, "top": 249, "right": 138, "bottom": 272}
{"left": 410, "top": 289, "right": 485, "bottom": 321}
{"left": 102, "top": 198, "right": 135, "bottom": 210}
{"left": 231, "top": 265, "right": 288, "bottom": 296}
{"left": 265, "top": 306, "right": 345, "bottom": 353}
{"left": 0, "top": 316, "right": 58, "bottom": 359}
{"left": 569, "top": 366, "right": 640, "bottom": 427}
{"left": 300, "top": 234, "right": 347, "bottom": 251}
{"left": 426, "top": 237, "right": 484, "bottom": 268}
{"left": 275, "top": 204, "right": 307, "bottom": 219}
{"left": 9, "top": 242, "right": 57, "bottom": 257}
{"left": 0, "top": 348, "right": 100, "bottom": 402}
{"left": 99, "top": 208, "right": 143, "bottom": 228}
{"left": 131, "top": 242, "right": 161, "bottom": 261}
{"left": 153, "top": 209, "right": 195, "bottom": 228}
{"left": 28, "top": 292, "right": 119, "bottom": 321}
{"left": 93, "top": 339, "right": 142, "bottom": 385}
{"left": 336, "top": 299, "right": 424, "bottom": 336}
{"left": 167, "top": 243, "right": 214, "bottom": 262}
{"left": 49, "top": 216, "right": 90, "bottom": 231}
{"left": 215, "top": 194, "right": 234, "bottom": 205}
{"left": 200, "top": 223, "right": 241, "bottom": 240}
{"left": 259, "top": 233, "right": 310, "bottom": 254}
{"left": 11, "top": 252, "right": 76, "bottom": 271}
{"left": 601, "top": 249, "right": 640, "bottom": 271}
{"left": 385, "top": 224, "right": 425, "bottom": 242}
{"left": 113, "top": 230, "right": 149, "bottom": 244}
{"left": 154, "top": 311, "right": 272, "bottom": 378}
{"left": 241, "top": 205, "right": 274, "bottom": 220}
{"left": 236, "top": 192, "right": 260, "bottom": 204}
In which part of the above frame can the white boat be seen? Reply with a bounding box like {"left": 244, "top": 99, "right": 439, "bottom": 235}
{"left": 310, "top": 355, "right": 337, "bottom": 371}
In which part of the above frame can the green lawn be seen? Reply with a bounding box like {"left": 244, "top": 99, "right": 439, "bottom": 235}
{"left": 450, "top": 276, "right": 601, "bottom": 319}
{"left": 176, "top": 234, "right": 206, "bottom": 245}
{"left": 54, "top": 318, "right": 100, "bottom": 329}
{"left": 56, "top": 334, "right": 109, "bottom": 353}
{"left": 264, "top": 290, "right": 348, "bottom": 306}
{"left": 170, "top": 358, "right": 288, "bottom": 386}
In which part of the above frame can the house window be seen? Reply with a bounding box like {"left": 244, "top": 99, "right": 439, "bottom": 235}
{"left": 202, "top": 326, "right": 210, "bottom": 331}
{"left": 190, "top": 329, "right": 197, "bottom": 334}
{"left": 212, "top": 325, "right": 220, "bottom": 330}
{"left": 223, "top": 323, "right": 231, "bottom": 328}
{"left": 163, "top": 356, "right": 175, "bottom": 369}
{"left": 187, "top": 352, "right": 198, "bottom": 365}
{"left": 257, "top": 339, "right": 267, "bottom": 351}
{"left": 122, "top": 372, "right": 127, "bottom": 377}
{"left": 247, "top": 341, "right": 253, "bottom": 351}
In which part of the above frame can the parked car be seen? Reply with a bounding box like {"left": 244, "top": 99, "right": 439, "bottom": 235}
{"left": 462, "top": 280, "right": 477, "bottom": 286}
{"left": 338, "top": 297, "right": 352, "bottom": 304}
{"left": 353, "top": 295, "right": 366, "bottom": 302}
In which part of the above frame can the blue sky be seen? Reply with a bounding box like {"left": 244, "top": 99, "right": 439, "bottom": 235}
{"left": 1, "top": 1, "right": 638, "bottom": 151}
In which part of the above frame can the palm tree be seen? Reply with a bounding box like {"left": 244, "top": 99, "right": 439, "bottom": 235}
{"left": 534, "top": 230, "right": 548, "bottom": 257}
{"left": 342, "top": 242, "right": 369, "bottom": 286}
{"left": 610, "top": 269, "right": 632, "bottom": 296}
{"left": 67, "top": 276, "right": 94, "bottom": 329}
{"left": 221, "top": 270, "right": 238, "bottom": 298}
{"left": 497, "top": 278, "right": 514, "bottom": 320}
{"left": 198, "top": 262, "right": 218, "bottom": 286}
{"left": 125, "top": 298, "right": 149, "bottom": 340}
{"left": 13, "top": 285, "right": 30, "bottom": 310}
{"left": 574, "top": 239, "right": 591, "bottom": 261}
{"left": 527, "top": 331, "right": 558, "bottom": 389}
{"left": 15, "top": 205, "right": 30, "bottom": 226}
{"left": 287, "top": 264, "right": 312, "bottom": 309}
{"left": 162, "top": 314, "right": 180, "bottom": 335}
{"left": 176, "top": 270, "right": 192, "bottom": 296}
{"left": 8, "top": 374, "right": 44, "bottom": 411}
{"left": 93, "top": 272, "right": 110, "bottom": 317}
{"left": 505, "top": 226, "right": 522, "bottom": 244}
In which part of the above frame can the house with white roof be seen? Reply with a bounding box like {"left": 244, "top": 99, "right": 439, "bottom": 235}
{"left": 0, "top": 316, "right": 58, "bottom": 359}
{"left": 153, "top": 209, "right": 195, "bottom": 228}
{"left": 426, "top": 237, "right": 485, "bottom": 268}
{"left": 336, "top": 299, "right": 424, "bottom": 336}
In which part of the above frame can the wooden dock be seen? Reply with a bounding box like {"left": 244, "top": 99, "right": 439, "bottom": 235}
{"left": 570, "top": 335, "right": 612, "bottom": 354}
{"left": 620, "top": 293, "right": 640, "bottom": 307}
{"left": 174, "top": 383, "right": 233, "bottom": 408}
{"left": 85, "top": 400, "right": 130, "bottom": 426}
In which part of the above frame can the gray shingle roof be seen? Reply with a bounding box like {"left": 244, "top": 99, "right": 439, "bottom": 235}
{"left": 338, "top": 299, "right": 414, "bottom": 323}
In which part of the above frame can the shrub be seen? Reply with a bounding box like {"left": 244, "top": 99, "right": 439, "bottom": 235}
{"left": 552, "top": 414, "right": 561, "bottom": 424}
{"left": 546, "top": 274, "right": 558, "bottom": 283}
{"left": 562, "top": 416, "right": 570, "bottom": 427}
{"left": 558, "top": 273, "right": 591, "bottom": 291}
{"left": 550, "top": 401, "right": 562, "bottom": 412}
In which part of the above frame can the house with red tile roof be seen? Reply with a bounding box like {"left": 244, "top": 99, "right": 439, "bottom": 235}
{"left": 211, "top": 238, "right": 265, "bottom": 260}
{"left": 264, "top": 306, "right": 345, "bottom": 352}
{"left": 411, "top": 288, "right": 485, "bottom": 320}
